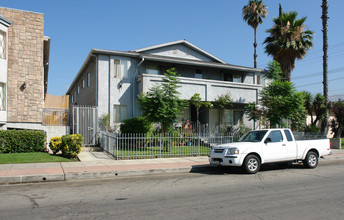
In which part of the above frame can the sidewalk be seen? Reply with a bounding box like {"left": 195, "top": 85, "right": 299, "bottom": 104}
{"left": 0, "top": 150, "right": 343, "bottom": 184}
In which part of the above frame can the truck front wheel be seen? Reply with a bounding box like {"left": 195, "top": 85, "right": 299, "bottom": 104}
{"left": 304, "top": 151, "right": 318, "bottom": 169}
{"left": 243, "top": 155, "right": 260, "bottom": 174}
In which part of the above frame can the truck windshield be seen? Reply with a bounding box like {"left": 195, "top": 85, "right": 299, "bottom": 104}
{"left": 239, "top": 130, "right": 268, "bottom": 142}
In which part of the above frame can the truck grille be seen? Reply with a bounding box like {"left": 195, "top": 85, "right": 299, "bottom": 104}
{"left": 214, "top": 149, "right": 224, "bottom": 153}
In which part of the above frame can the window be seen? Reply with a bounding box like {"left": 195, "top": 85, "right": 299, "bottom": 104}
{"left": 77, "top": 86, "right": 80, "bottom": 94}
{"left": 87, "top": 73, "right": 91, "bottom": 87}
{"left": 234, "top": 110, "right": 243, "bottom": 125}
{"left": 284, "top": 130, "right": 293, "bottom": 142}
{"left": 82, "top": 79, "right": 85, "bottom": 88}
{"left": 233, "top": 74, "right": 243, "bottom": 83}
{"left": 74, "top": 90, "right": 77, "bottom": 102}
{"left": 71, "top": 94, "right": 74, "bottom": 103}
{"left": 146, "top": 64, "right": 159, "bottom": 75}
{"left": 0, "top": 83, "right": 6, "bottom": 110}
{"left": 224, "top": 73, "right": 233, "bottom": 82}
{"left": 114, "top": 59, "right": 121, "bottom": 78}
{"left": 223, "top": 110, "right": 243, "bottom": 126}
{"left": 266, "top": 131, "right": 283, "bottom": 142}
{"left": 195, "top": 69, "right": 202, "bottom": 79}
{"left": 0, "top": 31, "right": 6, "bottom": 59}
{"left": 114, "top": 105, "right": 128, "bottom": 123}
{"left": 257, "top": 75, "right": 261, "bottom": 85}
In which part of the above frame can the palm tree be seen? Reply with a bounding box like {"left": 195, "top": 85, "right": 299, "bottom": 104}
{"left": 264, "top": 6, "right": 314, "bottom": 82}
{"left": 242, "top": 0, "right": 268, "bottom": 68}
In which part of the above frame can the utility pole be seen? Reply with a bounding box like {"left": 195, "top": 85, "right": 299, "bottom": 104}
{"left": 321, "top": 0, "right": 329, "bottom": 134}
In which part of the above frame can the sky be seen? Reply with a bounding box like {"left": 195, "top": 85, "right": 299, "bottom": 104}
{"left": 1, "top": 0, "right": 343, "bottom": 100}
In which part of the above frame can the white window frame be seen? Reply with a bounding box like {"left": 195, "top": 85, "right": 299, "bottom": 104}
{"left": 0, "top": 31, "right": 6, "bottom": 60}
{"left": 0, "top": 83, "right": 6, "bottom": 111}
{"left": 114, "top": 59, "right": 121, "bottom": 78}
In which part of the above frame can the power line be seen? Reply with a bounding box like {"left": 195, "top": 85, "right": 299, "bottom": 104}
{"left": 293, "top": 67, "right": 344, "bottom": 80}
{"left": 297, "top": 75, "right": 344, "bottom": 88}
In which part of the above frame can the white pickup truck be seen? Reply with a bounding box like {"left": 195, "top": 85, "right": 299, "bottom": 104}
{"left": 209, "top": 128, "right": 332, "bottom": 174}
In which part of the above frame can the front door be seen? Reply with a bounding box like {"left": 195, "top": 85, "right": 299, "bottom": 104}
{"left": 262, "top": 130, "right": 288, "bottom": 162}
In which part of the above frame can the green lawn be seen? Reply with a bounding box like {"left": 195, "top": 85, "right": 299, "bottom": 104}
{"left": 115, "top": 145, "right": 212, "bottom": 159}
{"left": 341, "top": 138, "right": 344, "bottom": 149}
{"left": 0, "top": 152, "right": 76, "bottom": 164}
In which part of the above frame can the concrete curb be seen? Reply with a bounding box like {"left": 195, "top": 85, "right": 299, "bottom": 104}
{"left": 0, "top": 173, "right": 65, "bottom": 184}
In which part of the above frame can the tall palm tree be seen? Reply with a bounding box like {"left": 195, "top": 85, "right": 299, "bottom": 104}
{"left": 322, "top": 0, "right": 328, "bottom": 102}
{"left": 242, "top": 0, "right": 268, "bottom": 68}
{"left": 264, "top": 6, "right": 314, "bottom": 82}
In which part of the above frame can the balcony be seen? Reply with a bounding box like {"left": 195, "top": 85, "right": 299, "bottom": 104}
{"left": 137, "top": 74, "right": 263, "bottom": 103}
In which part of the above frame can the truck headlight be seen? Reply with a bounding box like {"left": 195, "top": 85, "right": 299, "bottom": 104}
{"left": 226, "top": 148, "right": 239, "bottom": 155}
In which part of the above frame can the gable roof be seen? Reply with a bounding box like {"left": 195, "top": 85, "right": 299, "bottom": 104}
{"left": 131, "top": 39, "right": 227, "bottom": 64}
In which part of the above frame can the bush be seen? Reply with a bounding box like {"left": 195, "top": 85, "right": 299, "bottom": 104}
{"left": 49, "top": 136, "right": 62, "bottom": 154}
{"left": 61, "top": 134, "right": 83, "bottom": 158}
{"left": 0, "top": 130, "right": 46, "bottom": 154}
{"left": 120, "top": 116, "right": 153, "bottom": 134}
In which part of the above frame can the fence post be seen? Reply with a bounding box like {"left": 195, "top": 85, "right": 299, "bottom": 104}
{"left": 116, "top": 133, "right": 119, "bottom": 160}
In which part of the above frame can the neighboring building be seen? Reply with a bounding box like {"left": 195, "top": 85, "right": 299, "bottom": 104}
{"left": 0, "top": 7, "right": 50, "bottom": 130}
{"left": 67, "top": 40, "right": 266, "bottom": 132}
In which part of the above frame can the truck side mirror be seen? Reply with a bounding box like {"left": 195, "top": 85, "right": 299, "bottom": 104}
{"left": 264, "top": 138, "right": 271, "bottom": 144}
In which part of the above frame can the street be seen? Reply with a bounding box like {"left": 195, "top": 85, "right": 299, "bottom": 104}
{"left": 1, "top": 161, "right": 344, "bottom": 220}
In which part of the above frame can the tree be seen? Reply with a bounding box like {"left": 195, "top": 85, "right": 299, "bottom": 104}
{"left": 265, "top": 60, "right": 283, "bottom": 81}
{"left": 322, "top": 0, "right": 329, "bottom": 103}
{"left": 330, "top": 100, "right": 344, "bottom": 138}
{"left": 264, "top": 5, "right": 314, "bottom": 81}
{"left": 260, "top": 80, "right": 306, "bottom": 130}
{"left": 244, "top": 102, "right": 263, "bottom": 129}
{"left": 138, "top": 67, "right": 184, "bottom": 133}
{"left": 301, "top": 92, "right": 327, "bottom": 127}
{"left": 242, "top": 0, "right": 268, "bottom": 68}
{"left": 189, "top": 93, "right": 212, "bottom": 132}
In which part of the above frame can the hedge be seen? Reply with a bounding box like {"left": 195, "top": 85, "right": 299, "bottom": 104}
{"left": 0, "top": 130, "right": 46, "bottom": 154}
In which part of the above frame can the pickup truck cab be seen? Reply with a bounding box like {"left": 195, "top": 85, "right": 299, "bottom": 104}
{"left": 209, "top": 128, "right": 332, "bottom": 174}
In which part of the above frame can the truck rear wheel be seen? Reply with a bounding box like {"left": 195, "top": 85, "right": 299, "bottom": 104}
{"left": 303, "top": 151, "right": 318, "bottom": 169}
{"left": 243, "top": 155, "right": 260, "bottom": 174}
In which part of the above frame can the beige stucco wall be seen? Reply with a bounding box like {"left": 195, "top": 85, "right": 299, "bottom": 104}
{"left": 0, "top": 7, "right": 44, "bottom": 124}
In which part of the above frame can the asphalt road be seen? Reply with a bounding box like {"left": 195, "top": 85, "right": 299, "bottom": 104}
{"left": 1, "top": 161, "right": 344, "bottom": 220}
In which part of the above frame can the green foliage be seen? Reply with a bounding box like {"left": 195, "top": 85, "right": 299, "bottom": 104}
{"left": 100, "top": 113, "right": 111, "bottom": 131}
{"left": 49, "top": 136, "right": 62, "bottom": 154}
{"left": 265, "top": 60, "right": 283, "bottom": 81}
{"left": 0, "top": 130, "right": 46, "bottom": 154}
{"left": 61, "top": 134, "right": 83, "bottom": 159}
{"left": 242, "top": 0, "right": 268, "bottom": 29}
{"left": 244, "top": 102, "right": 262, "bottom": 122}
{"left": 330, "top": 100, "right": 344, "bottom": 138}
{"left": 0, "top": 152, "right": 74, "bottom": 164}
{"left": 264, "top": 5, "right": 314, "bottom": 81}
{"left": 120, "top": 116, "right": 153, "bottom": 134}
{"left": 304, "top": 124, "right": 320, "bottom": 133}
{"left": 214, "top": 94, "right": 233, "bottom": 109}
{"left": 301, "top": 92, "right": 327, "bottom": 127}
{"left": 138, "top": 67, "right": 185, "bottom": 133}
{"left": 260, "top": 80, "right": 306, "bottom": 130}
{"left": 189, "top": 93, "right": 213, "bottom": 109}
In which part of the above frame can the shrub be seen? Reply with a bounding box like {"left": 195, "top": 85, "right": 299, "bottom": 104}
{"left": 49, "top": 136, "right": 62, "bottom": 154}
{"left": 0, "top": 130, "right": 46, "bottom": 154}
{"left": 120, "top": 116, "right": 153, "bottom": 134}
{"left": 61, "top": 134, "right": 83, "bottom": 158}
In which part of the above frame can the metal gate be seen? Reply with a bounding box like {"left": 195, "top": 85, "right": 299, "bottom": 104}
{"left": 73, "top": 106, "right": 98, "bottom": 146}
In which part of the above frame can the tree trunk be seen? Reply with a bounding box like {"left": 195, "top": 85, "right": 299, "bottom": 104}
{"left": 254, "top": 27, "right": 257, "bottom": 68}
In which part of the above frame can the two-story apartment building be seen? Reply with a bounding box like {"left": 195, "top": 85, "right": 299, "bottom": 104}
{"left": 67, "top": 40, "right": 265, "bottom": 132}
{"left": 0, "top": 7, "right": 50, "bottom": 130}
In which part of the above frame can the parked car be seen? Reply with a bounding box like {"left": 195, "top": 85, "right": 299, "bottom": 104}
{"left": 209, "top": 128, "right": 332, "bottom": 174}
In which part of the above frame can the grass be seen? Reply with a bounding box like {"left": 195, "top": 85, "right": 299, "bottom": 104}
{"left": 115, "top": 145, "right": 212, "bottom": 158}
{"left": 0, "top": 152, "right": 76, "bottom": 164}
{"left": 341, "top": 138, "right": 344, "bottom": 149}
